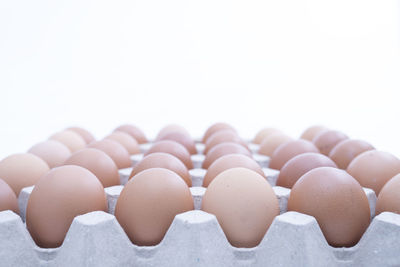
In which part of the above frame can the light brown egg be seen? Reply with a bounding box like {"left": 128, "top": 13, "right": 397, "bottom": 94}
{"left": 26, "top": 165, "right": 107, "bottom": 248}
{"left": 347, "top": 150, "right": 400, "bottom": 194}
{"left": 115, "top": 168, "right": 193, "bottom": 246}
{"left": 300, "top": 125, "right": 328, "bottom": 141}
{"left": 0, "top": 153, "right": 49, "bottom": 195}
{"left": 329, "top": 139, "right": 375, "bottom": 169}
{"left": 130, "top": 153, "right": 191, "bottom": 186}
{"left": 202, "top": 167, "right": 279, "bottom": 248}
{"left": 252, "top": 128, "right": 282, "bottom": 144}
{"left": 114, "top": 124, "right": 147, "bottom": 144}
{"left": 312, "top": 130, "right": 349, "bottom": 156}
{"left": 204, "top": 130, "right": 248, "bottom": 155}
{"left": 66, "top": 127, "right": 95, "bottom": 144}
{"left": 203, "top": 154, "right": 264, "bottom": 187}
{"left": 376, "top": 174, "right": 400, "bottom": 215}
{"left": 155, "top": 124, "right": 190, "bottom": 141}
{"left": 105, "top": 131, "right": 140, "bottom": 155}
{"left": 202, "top": 142, "right": 252, "bottom": 169}
{"left": 88, "top": 139, "right": 131, "bottom": 169}
{"left": 49, "top": 130, "right": 86, "bottom": 153}
{"left": 145, "top": 140, "right": 193, "bottom": 169}
{"left": 202, "top": 122, "right": 236, "bottom": 143}
{"left": 0, "top": 178, "right": 19, "bottom": 213}
{"left": 277, "top": 153, "right": 337, "bottom": 188}
{"left": 258, "top": 133, "right": 293, "bottom": 157}
{"left": 64, "top": 148, "right": 120, "bottom": 187}
{"left": 159, "top": 131, "right": 197, "bottom": 154}
{"left": 28, "top": 140, "right": 71, "bottom": 168}
{"left": 269, "top": 139, "right": 319, "bottom": 170}
{"left": 288, "top": 167, "right": 370, "bottom": 247}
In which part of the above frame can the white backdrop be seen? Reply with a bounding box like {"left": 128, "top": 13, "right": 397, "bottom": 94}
{"left": 1, "top": 0, "right": 399, "bottom": 158}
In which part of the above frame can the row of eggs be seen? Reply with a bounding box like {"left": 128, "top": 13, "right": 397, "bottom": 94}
{"left": 0, "top": 123, "right": 399, "bottom": 250}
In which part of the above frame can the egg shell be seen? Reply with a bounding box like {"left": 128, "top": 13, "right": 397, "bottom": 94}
{"left": 159, "top": 131, "right": 197, "bottom": 155}
{"left": 26, "top": 165, "right": 107, "bottom": 248}
{"left": 202, "top": 123, "right": 236, "bottom": 143}
{"left": 201, "top": 167, "right": 279, "bottom": 248}
{"left": 252, "top": 128, "right": 282, "bottom": 144}
{"left": 156, "top": 124, "right": 191, "bottom": 141}
{"left": 0, "top": 153, "right": 49, "bottom": 195}
{"left": 376, "top": 174, "right": 400, "bottom": 215}
{"left": 114, "top": 124, "right": 147, "bottom": 144}
{"left": 130, "top": 153, "right": 191, "bottom": 187}
{"left": 115, "top": 168, "right": 193, "bottom": 246}
{"left": 88, "top": 139, "right": 131, "bottom": 169}
{"left": 49, "top": 130, "right": 86, "bottom": 153}
{"left": 28, "top": 140, "right": 71, "bottom": 168}
{"left": 64, "top": 148, "right": 120, "bottom": 188}
{"left": 145, "top": 140, "right": 193, "bottom": 169}
{"left": 329, "top": 139, "right": 375, "bottom": 169}
{"left": 300, "top": 125, "right": 327, "bottom": 141}
{"left": 347, "top": 150, "right": 400, "bottom": 195}
{"left": 204, "top": 130, "right": 247, "bottom": 155}
{"left": 287, "top": 167, "right": 370, "bottom": 247}
{"left": 258, "top": 133, "right": 293, "bottom": 157}
{"left": 202, "top": 142, "right": 252, "bottom": 169}
{"left": 203, "top": 154, "right": 264, "bottom": 187}
{"left": 67, "top": 127, "right": 95, "bottom": 144}
{"left": 0, "top": 178, "right": 19, "bottom": 213}
{"left": 105, "top": 131, "right": 140, "bottom": 155}
{"left": 312, "top": 130, "right": 349, "bottom": 156}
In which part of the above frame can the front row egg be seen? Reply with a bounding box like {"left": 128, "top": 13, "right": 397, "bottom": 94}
{"left": 0, "top": 178, "right": 19, "bottom": 213}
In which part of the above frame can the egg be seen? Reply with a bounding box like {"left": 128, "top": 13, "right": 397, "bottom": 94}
{"left": 156, "top": 124, "right": 191, "bottom": 141}
{"left": 329, "top": 139, "right": 375, "bottom": 169}
{"left": 66, "top": 127, "right": 95, "bottom": 144}
{"left": 258, "top": 133, "right": 293, "bottom": 157}
{"left": 0, "top": 153, "right": 49, "bottom": 195}
{"left": 204, "top": 130, "right": 247, "bottom": 154}
{"left": 130, "top": 153, "right": 191, "bottom": 186}
{"left": 159, "top": 131, "right": 197, "bottom": 154}
{"left": 203, "top": 154, "right": 264, "bottom": 187}
{"left": 312, "top": 130, "right": 349, "bottom": 156}
{"left": 26, "top": 165, "right": 107, "bottom": 248}
{"left": 49, "top": 130, "right": 86, "bottom": 153}
{"left": 114, "top": 124, "right": 147, "bottom": 144}
{"left": 202, "top": 167, "right": 279, "bottom": 248}
{"left": 0, "top": 178, "right": 19, "bottom": 213}
{"left": 145, "top": 140, "right": 193, "bottom": 169}
{"left": 202, "top": 122, "right": 236, "bottom": 143}
{"left": 88, "top": 139, "right": 131, "bottom": 169}
{"left": 105, "top": 131, "right": 140, "bottom": 155}
{"left": 287, "top": 167, "right": 370, "bottom": 247}
{"left": 28, "top": 140, "right": 71, "bottom": 168}
{"left": 375, "top": 174, "right": 400, "bottom": 215}
{"left": 64, "top": 148, "right": 120, "bottom": 187}
{"left": 252, "top": 128, "right": 282, "bottom": 144}
{"left": 202, "top": 142, "right": 252, "bottom": 169}
{"left": 269, "top": 139, "right": 319, "bottom": 170}
{"left": 277, "top": 153, "right": 337, "bottom": 188}
{"left": 115, "top": 168, "right": 193, "bottom": 246}
{"left": 300, "top": 125, "right": 328, "bottom": 141}
{"left": 347, "top": 150, "right": 400, "bottom": 194}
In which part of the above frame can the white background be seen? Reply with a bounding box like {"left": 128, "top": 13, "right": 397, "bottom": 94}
{"left": 1, "top": 0, "right": 399, "bottom": 158}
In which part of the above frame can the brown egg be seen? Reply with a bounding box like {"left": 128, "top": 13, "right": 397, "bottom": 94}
{"left": 88, "top": 139, "right": 131, "bottom": 169}
{"left": 203, "top": 154, "right": 264, "bottom": 187}
{"left": 202, "top": 142, "right": 252, "bottom": 169}
{"left": 347, "top": 150, "right": 400, "bottom": 194}
{"left": 159, "top": 131, "right": 197, "bottom": 154}
{"left": 288, "top": 167, "right": 370, "bottom": 247}
{"left": 145, "top": 140, "right": 193, "bottom": 169}
{"left": 155, "top": 124, "right": 190, "bottom": 141}
{"left": 49, "top": 130, "right": 86, "bottom": 153}
{"left": 204, "top": 130, "right": 248, "bottom": 155}
{"left": 64, "top": 148, "right": 120, "bottom": 187}
{"left": 202, "top": 122, "right": 236, "bottom": 143}
{"left": 105, "top": 131, "right": 140, "bottom": 155}
{"left": 114, "top": 124, "right": 147, "bottom": 144}
{"left": 26, "top": 165, "right": 107, "bottom": 248}
{"left": 312, "top": 130, "right": 349, "bottom": 156}
{"left": 376, "top": 174, "right": 400, "bottom": 215}
{"left": 269, "top": 139, "right": 319, "bottom": 170}
{"left": 0, "top": 153, "right": 49, "bottom": 195}
{"left": 130, "top": 153, "right": 191, "bottom": 186}
{"left": 66, "top": 127, "right": 95, "bottom": 144}
{"left": 0, "top": 178, "right": 19, "bottom": 213}
{"left": 202, "top": 167, "right": 279, "bottom": 247}
{"left": 252, "top": 128, "right": 282, "bottom": 144}
{"left": 258, "top": 133, "right": 293, "bottom": 157}
{"left": 28, "top": 140, "right": 71, "bottom": 168}
{"left": 277, "top": 153, "right": 337, "bottom": 188}
{"left": 329, "top": 139, "right": 375, "bottom": 169}
{"left": 300, "top": 125, "right": 328, "bottom": 141}
{"left": 115, "top": 168, "right": 193, "bottom": 246}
